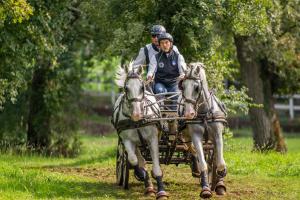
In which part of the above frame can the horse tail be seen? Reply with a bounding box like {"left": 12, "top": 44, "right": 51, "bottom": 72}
{"left": 115, "top": 64, "right": 127, "bottom": 87}
{"left": 115, "top": 60, "right": 135, "bottom": 87}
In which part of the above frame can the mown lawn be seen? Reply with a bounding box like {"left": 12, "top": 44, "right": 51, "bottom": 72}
{"left": 0, "top": 131, "right": 299, "bottom": 200}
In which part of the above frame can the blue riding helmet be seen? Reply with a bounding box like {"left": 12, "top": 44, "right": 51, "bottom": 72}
{"left": 150, "top": 25, "right": 166, "bottom": 35}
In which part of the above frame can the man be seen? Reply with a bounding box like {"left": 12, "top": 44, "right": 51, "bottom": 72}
{"left": 133, "top": 25, "right": 179, "bottom": 70}
{"left": 147, "top": 32, "right": 186, "bottom": 95}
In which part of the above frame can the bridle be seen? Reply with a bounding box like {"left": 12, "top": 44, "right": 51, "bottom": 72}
{"left": 123, "top": 71, "right": 145, "bottom": 105}
{"left": 179, "top": 67, "right": 203, "bottom": 108}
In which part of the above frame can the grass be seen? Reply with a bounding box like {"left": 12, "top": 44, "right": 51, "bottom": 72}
{"left": 0, "top": 130, "right": 299, "bottom": 199}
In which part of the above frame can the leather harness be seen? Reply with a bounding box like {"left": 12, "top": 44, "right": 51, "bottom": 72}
{"left": 111, "top": 72, "right": 161, "bottom": 134}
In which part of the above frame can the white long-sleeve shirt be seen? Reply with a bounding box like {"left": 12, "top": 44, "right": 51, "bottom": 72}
{"left": 133, "top": 43, "right": 179, "bottom": 68}
{"left": 147, "top": 50, "right": 187, "bottom": 78}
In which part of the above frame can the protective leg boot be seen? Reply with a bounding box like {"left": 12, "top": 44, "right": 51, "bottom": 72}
{"left": 215, "top": 168, "right": 227, "bottom": 195}
{"left": 200, "top": 171, "right": 212, "bottom": 199}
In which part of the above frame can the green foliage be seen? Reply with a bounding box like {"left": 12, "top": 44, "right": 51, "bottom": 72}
{"left": 82, "top": 57, "right": 120, "bottom": 92}
{"left": 0, "top": 0, "right": 299, "bottom": 154}
{"left": 87, "top": 0, "right": 256, "bottom": 114}
{"left": 213, "top": 0, "right": 300, "bottom": 94}
{"left": 0, "top": 0, "right": 33, "bottom": 26}
{"left": 0, "top": 0, "right": 34, "bottom": 108}
{"left": 0, "top": 0, "right": 87, "bottom": 154}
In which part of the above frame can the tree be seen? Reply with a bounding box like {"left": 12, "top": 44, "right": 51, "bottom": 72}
{"left": 97, "top": 0, "right": 299, "bottom": 152}
{"left": 215, "top": 0, "right": 299, "bottom": 152}
{"left": 0, "top": 0, "right": 89, "bottom": 154}
{"left": 0, "top": 0, "right": 33, "bottom": 108}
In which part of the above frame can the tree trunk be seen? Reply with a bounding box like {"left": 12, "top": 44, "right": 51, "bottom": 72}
{"left": 261, "top": 59, "right": 287, "bottom": 153}
{"left": 234, "top": 36, "right": 287, "bottom": 152}
{"left": 27, "top": 59, "right": 51, "bottom": 151}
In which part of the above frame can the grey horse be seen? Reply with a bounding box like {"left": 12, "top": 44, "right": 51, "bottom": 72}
{"left": 180, "top": 62, "right": 227, "bottom": 198}
{"left": 112, "top": 63, "right": 168, "bottom": 200}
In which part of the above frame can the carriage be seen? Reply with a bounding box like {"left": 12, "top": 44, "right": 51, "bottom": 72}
{"left": 116, "top": 91, "right": 221, "bottom": 191}
{"left": 113, "top": 62, "right": 228, "bottom": 199}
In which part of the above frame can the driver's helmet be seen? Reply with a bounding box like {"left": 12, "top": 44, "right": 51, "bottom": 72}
{"left": 158, "top": 32, "right": 173, "bottom": 44}
{"left": 150, "top": 25, "right": 166, "bottom": 36}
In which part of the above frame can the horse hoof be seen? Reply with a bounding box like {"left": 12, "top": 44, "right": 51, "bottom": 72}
{"left": 156, "top": 191, "right": 168, "bottom": 200}
{"left": 144, "top": 186, "right": 156, "bottom": 197}
{"left": 215, "top": 182, "right": 226, "bottom": 196}
{"left": 200, "top": 188, "right": 212, "bottom": 199}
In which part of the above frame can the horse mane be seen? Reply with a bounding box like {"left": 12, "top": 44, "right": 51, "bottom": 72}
{"left": 115, "top": 61, "right": 134, "bottom": 87}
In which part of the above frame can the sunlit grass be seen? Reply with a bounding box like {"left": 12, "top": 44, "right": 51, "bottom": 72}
{"left": 0, "top": 130, "right": 299, "bottom": 199}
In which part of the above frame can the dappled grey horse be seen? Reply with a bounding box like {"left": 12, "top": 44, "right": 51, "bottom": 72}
{"left": 180, "top": 62, "right": 227, "bottom": 198}
{"left": 112, "top": 63, "right": 168, "bottom": 200}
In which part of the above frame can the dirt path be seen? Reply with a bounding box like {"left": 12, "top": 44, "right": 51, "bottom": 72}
{"left": 43, "top": 164, "right": 297, "bottom": 200}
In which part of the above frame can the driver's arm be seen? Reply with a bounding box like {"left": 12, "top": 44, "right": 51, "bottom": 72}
{"left": 178, "top": 54, "right": 187, "bottom": 76}
{"left": 147, "top": 55, "right": 157, "bottom": 80}
{"left": 133, "top": 47, "right": 146, "bottom": 69}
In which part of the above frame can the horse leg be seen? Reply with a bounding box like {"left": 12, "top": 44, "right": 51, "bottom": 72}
{"left": 182, "top": 129, "right": 200, "bottom": 178}
{"left": 147, "top": 127, "right": 168, "bottom": 200}
{"left": 123, "top": 139, "right": 146, "bottom": 182}
{"left": 136, "top": 148, "right": 155, "bottom": 196}
{"left": 189, "top": 125, "right": 212, "bottom": 198}
{"left": 211, "top": 123, "right": 227, "bottom": 195}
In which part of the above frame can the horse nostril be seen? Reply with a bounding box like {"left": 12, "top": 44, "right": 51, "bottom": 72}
{"left": 132, "top": 112, "right": 143, "bottom": 121}
{"left": 189, "top": 112, "right": 195, "bottom": 118}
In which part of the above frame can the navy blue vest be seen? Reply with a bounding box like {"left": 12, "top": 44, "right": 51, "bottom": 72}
{"left": 154, "top": 50, "right": 179, "bottom": 85}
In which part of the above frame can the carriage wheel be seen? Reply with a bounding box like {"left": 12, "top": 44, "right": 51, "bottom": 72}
{"left": 116, "top": 139, "right": 130, "bottom": 189}
{"left": 116, "top": 139, "right": 124, "bottom": 186}
{"left": 207, "top": 147, "right": 217, "bottom": 190}
{"left": 122, "top": 151, "right": 130, "bottom": 189}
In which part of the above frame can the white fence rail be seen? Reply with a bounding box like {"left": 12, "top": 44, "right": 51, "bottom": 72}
{"left": 274, "top": 95, "right": 300, "bottom": 119}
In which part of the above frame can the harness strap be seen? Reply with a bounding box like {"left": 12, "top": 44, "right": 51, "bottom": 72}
{"left": 111, "top": 96, "right": 124, "bottom": 128}
{"left": 116, "top": 119, "right": 159, "bottom": 134}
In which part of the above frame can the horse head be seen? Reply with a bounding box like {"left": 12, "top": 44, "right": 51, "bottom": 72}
{"left": 180, "top": 62, "right": 206, "bottom": 119}
{"left": 123, "top": 65, "right": 145, "bottom": 121}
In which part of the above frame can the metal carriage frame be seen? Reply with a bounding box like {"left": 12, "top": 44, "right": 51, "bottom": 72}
{"left": 116, "top": 91, "right": 220, "bottom": 190}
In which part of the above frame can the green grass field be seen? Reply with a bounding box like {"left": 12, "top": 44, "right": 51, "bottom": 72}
{"left": 0, "top": 131, "right": 299, "bottom": 200}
